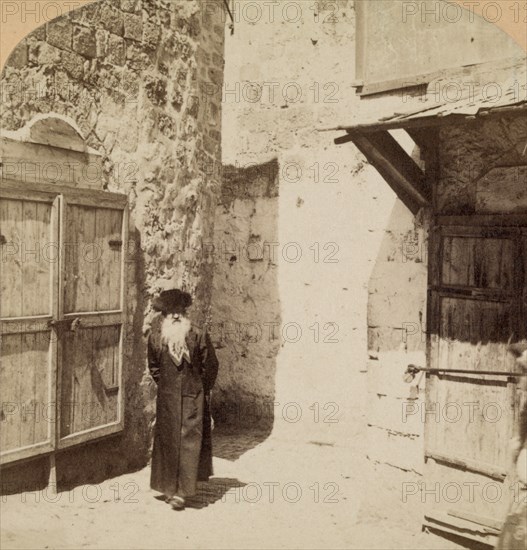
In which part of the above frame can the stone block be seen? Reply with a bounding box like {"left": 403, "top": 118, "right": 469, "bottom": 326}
{"left": 33, "top": 25, "right": 46, "bottom": 41}
{"left": 143, "top": 21, "right": 161, "bottom": 50}
{"left": 144, "top": 76, "right": 167, "bottom": 107}
{"left": 121, "top": 69, "right": 140, "bottom": 103}
{"left": 61, "top": 50, "right": 85, "bottom": 80}
{"left": 7, "top": 44, "right": 28, "bottom": 69}
{"left": 29, "top": 42, "right": 61, "bottom": 66}
{"left": 99, "top": 4, "right": 124, "bottom": 36}
{"left": 123, "top": 13, "right": 143, "bottom": 41}
{"left": 96, "top": 29, "right": 109, "bottom": 58}
{"left": 47, "top": 18, "right": 73, "bottom": 51}
{"left": 126, "top": 42, "right": 150, "bottom": 71}
{"left": 73, "top": 25, "right": 97, "bottom": 58}
{"left": 158, "top": 114, "right": 178, "bottom": 140}
{"left": 120, "top": 0, "right": 140, "bottom": 13}
{"left": 107, "top": 35, "right": 126, "bottom": 66}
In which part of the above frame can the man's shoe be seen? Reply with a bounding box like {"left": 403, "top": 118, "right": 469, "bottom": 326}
{"left": 167, "top": 495, "right": 185, "bottom": 510}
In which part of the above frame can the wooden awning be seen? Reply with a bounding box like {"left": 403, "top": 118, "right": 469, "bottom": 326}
{"left": 329, "top": 57, "right": 527, "bottom": 214}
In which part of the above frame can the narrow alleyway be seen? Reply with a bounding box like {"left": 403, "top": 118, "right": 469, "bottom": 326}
{"left": 1, "top": 427, "right": 468, "bottom": 550}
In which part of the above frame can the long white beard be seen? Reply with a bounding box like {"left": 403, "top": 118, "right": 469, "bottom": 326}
{"left": 161, "top": 316, "right": 191, "bottom": 365}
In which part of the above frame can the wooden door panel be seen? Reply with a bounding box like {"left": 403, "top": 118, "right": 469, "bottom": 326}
{"left": 424, "top": 459, "right": 509, "bottom": 537}
{"left": 60, "top": 325, "right": 120, "bottom": 438}
{"left": 425, "top": 375, "right": 512, "bottom": 470}
{"left": 58, "top": 195, "right": 126, "bottom": 448}
{"left": 64, "top": 204, "right": 97, "bottom": 314}
{"left": 0, "top": 191, "right": 57, "bottom": 465}
{"left": 0, "top": 198, "right": 53, "bottom": 318}
{"left": 437, "top": 296, "right": 516, "bottom": 374}
{"left": 94, "top": 208, "right": 123, "bottom": 312}
{"left": 441, "top": 236, "right": 514, "bottom": 290}
{"left": 64, "top": 205, "right": 123, "bottom": 314}
{"left": 0, "top": 330, "right": 54, "bottom": 463}
{"left": 426, "top": 220, "right": 526, "bottom": 543}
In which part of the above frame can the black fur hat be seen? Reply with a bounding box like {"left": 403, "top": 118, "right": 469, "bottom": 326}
{"left": 152, "top": 289, "right": 192, "bottom": 314}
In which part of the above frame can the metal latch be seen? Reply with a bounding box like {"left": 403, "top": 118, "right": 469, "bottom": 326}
{"left": 404, "top": 364, "right": 527, "bottom": 382}
{"left": 48, "top": 317, "right": 82, "bottom": 332}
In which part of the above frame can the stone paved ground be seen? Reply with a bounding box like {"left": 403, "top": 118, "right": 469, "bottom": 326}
{"left": 1, "top": 428, "right": 470, "bottom": 550}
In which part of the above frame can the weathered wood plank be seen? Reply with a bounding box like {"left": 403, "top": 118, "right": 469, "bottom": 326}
{"left": 0, "top": 333, "right": 21, "bottom": 451}
{"left": 64, "top": 205, "right": 97, "bottom": 313}
{"left": 94, "top": 209, "right": 122, "bottom": 312}
{"left": 441, "top": 237, "right": 514, "bottom": 290}
{"left": 438, "top": 296, "right": 514, "bottom": 373}
{"left": 108, "top": 210, "right": 123, "bottom": 312}
{"left": 19, "top": 332, "right": 36, "bottom": 447}
{"left": 1, "top": 199, "right": 23, "bottom": 317}
{"left": 21, "top": 201, "right": 52, "bottom": 316}
{"left": 425, "top": 376, "right": 511, "bottom": 469}
{"left": 78, "top": 206, "right": 96, "bottom": 314}
{"left": 59, "top": 330, "right": 75, "bottom": 438}
{"left": 78, "top": 328, "right": 94, "bottom": 432}
{"left": 0, "top": 179, "right": 127, "bottom": 208}
{"left": 424, "top": 459, "right": 510, "bottom": 529}
{"left": 63, "top": 200, "right": 78, "bottom": 315}
{"left": 34, "top": 332, "right": 52, "bottom": 445}
{"left": 0, "top": 138, "right": 103, "bottom": 189}
{"left": 92, "top": 325, "right": 120, "bottom": 426}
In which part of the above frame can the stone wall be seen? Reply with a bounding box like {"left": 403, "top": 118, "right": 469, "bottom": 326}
{"left": 209, "top": 159, "right": 280, "bottom": 432}
{"left": 212, "top": 0, "right": 395, "bottom": 444}
{"left": 365, "top": 198, "right": 429, "bottom": 473}
{"left": 438, "top": 114, "right": 527, "bottom": 214}
{"left": 0, "top": 0, "right": 225, "bottom": 490}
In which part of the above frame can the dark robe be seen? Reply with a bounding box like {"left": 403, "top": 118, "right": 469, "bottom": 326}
{"left": 147, "top": 314, "right": 219, "bottom": 497}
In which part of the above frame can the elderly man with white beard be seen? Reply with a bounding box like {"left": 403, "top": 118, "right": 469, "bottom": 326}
{"left": 147, "top": 289, "right": 219, "bottom": 510}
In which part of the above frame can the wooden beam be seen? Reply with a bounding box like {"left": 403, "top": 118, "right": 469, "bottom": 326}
{"left": 406, "top": 127, "right": 434, "bottom": 151}
{"left": 349, "top": 134, "right": 425, "bottom": 214}
{"left": 368, "top": 131, "right": 430, "bottom": 199}
{"left": 334, "top": 133, "right": 355, "bottom": 145}
{"left": 357, "top": 73, "right": 435, "bottom": 97}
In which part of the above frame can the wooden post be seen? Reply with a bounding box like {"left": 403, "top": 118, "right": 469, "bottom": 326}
{"left": 48, "top": 453, "right": 57, "bottom": 495}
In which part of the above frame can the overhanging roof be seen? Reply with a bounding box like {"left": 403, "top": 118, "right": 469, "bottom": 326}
{"left": 327, "top": 57, "right": 527, "bottom": 214}
{"left": 327, "top": 56, "right": 527, "bottom": 134}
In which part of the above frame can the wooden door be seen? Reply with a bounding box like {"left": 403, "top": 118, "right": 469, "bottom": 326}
{"left": 1, "top": 180, "right": 128, "bottom": 463}
{"left": 0, "top": 189, "right": 59, "bottom": 464}
{"left": 425, "top": 216, "right": 527, "bottom": 544}
{"left": 58, "top": 192, "right": 128, "bottom": 448}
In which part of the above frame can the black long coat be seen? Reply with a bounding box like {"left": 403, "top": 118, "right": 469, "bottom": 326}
{"left": 147, "top": 315, "right": 219, "bottom": 497}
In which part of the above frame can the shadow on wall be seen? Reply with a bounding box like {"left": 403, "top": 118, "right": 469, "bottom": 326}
{"left": 209, "top": 158, "right": 281, "bottom": 456}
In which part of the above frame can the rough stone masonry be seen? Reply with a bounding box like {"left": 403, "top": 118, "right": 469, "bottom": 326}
{"left": 0, "top": 0, "right": 225, "bottom": 490}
